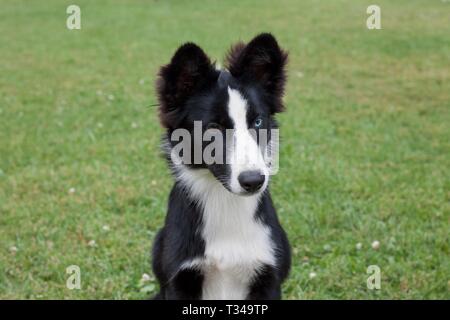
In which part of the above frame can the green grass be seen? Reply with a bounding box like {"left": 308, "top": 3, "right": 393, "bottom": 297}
{"left": 0, "top": 0, "right": 449, "bottom": 299}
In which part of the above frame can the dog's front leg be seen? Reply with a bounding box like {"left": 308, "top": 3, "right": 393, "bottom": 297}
{"left": 246, "top": 266, "right": 282, "bottom": 300}
{"left": 165, "top": 268, "right": 204, "bottom": 300}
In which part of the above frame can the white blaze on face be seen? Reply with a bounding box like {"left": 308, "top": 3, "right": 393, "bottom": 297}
{"left": 227, "top": 87, "right": 269, "bottom": 194}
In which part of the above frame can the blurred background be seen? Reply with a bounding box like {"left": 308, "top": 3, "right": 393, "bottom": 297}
{"left": 0, "top": 0, "right": 448, "bottom": 299}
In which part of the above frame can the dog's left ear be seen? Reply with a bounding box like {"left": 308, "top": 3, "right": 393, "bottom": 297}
{"left": 226, "top": 33, "right": 288, "bottom": 113}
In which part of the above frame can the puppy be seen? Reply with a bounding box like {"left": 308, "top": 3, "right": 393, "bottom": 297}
{"left": 152, "top": 33, "right": 291, "bottom": 300}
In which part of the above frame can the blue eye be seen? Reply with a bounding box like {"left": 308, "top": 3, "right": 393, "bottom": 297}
{"left": 254, "top": 117, "right": 263, "bottom": 128}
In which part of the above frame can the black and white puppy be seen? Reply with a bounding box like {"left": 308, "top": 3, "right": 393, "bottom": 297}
{"left": 152, "top": 33, "right": 291, "bottom": 300}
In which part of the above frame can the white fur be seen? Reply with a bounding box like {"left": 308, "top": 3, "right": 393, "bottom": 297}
{"left": 175, "top": 166, "right": 276, "bottom": 300}
{"left": 167, "top": 87, "right": 276, "bottom": 300}
{"left": 227, "top": 87, "right": 269, "bottom": 194}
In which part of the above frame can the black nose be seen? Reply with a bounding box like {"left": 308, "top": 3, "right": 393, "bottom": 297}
{"left": 238, "top": 171, "right": 265, "bottom": 193}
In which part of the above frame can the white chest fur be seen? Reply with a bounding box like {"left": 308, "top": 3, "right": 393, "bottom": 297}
{"left": 177, "top": 168, "right": 276, "bottom": 300}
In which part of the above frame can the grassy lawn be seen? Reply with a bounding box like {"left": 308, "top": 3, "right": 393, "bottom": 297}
{"left": 0, "top": 0, "right": 449, "bottom": 299}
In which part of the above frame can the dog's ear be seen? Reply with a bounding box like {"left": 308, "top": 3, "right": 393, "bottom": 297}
{"left": 226, "top": 33, "right": 288, "bottom": 113}
{"left": 157, "top": 43, "right": 215, "bottom": 128}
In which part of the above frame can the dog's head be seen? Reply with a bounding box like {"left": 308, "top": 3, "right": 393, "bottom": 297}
{"left": 156, "top": 33, "right": 288, "bottom": 196}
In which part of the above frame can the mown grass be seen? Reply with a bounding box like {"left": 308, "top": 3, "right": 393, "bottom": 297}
{"left": 0, "top": 0, "right": 449, "bottom": 299}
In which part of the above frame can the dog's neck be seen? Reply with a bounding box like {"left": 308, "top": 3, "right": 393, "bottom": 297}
{"left": 175, "top": 164, "right": 276, "bottom": 300}
{"left": 173, "top": 165, "right": 263, "bottom": 213}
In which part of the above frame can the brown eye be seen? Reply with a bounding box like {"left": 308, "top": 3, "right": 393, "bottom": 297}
{"left": 207, "top": 122, "right": 223, "bottom": 130}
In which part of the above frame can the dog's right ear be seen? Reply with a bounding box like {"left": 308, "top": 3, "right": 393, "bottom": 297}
{"left": 156, "top": 43, "right": 215, "bottom": 128}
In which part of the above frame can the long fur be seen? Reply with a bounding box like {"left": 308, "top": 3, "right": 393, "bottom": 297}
{"left": 152, "top": 33, "right": 291, "bottom": 300}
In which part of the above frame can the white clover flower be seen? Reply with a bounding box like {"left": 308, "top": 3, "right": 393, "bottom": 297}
{"left": 88, "top": 240, "right": 97, "bottom": 247}
{"left": 68, "top": 187, "right": 76, "bottom": 194}
{"left": 141, "top": 273, "right": 151, "bottom": 282}
{"left": 309, "top": 272, "right": 317, "bottom": 279}
{"left": 356, "top": 242, "right": 362, "bottom": 250}
{"left": 371, "top": 240, "right": 380, "bottom": 250}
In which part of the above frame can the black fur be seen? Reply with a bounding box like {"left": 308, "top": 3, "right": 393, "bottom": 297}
{"left": 152, "top": 33, "right": 291, "bottom": 300}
